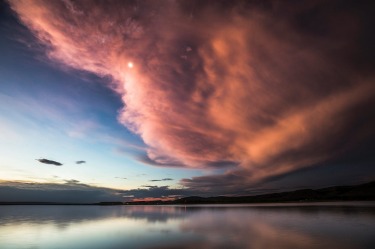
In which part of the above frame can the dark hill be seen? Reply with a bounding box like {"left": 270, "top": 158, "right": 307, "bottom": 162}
{"left": 127, "top": 181, "right": 375, "bottom": 205}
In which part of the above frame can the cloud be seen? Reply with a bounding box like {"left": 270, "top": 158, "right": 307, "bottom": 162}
{"left": 9, "top": 0, "right": 375, "bottom": 193}
{"left": 36, "top": 158, "right": 62, "bottom": 166}
{"left": 150, "top": 178, "right": 174, "bottom": 182}
{"left": 76, "top": 160, "right": 86, "bottom": 164}
{"left": 181, "top": 141, "right": 375, "bottom": 196}
{"left": 0, "top": 180, "right": 123, "bottom": 203}
{"left": 119, "top": 185, "right": 196, "bottom": 200}
{"left": 64, "top": 179, "right": 80, "bottom": 184}
{"left": 136, "top": 174, "right": 147, "bottom": 177}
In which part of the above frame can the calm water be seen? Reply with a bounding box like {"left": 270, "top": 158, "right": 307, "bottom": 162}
{"left": 0, "top": 202, "right": 374, "bottom": 249}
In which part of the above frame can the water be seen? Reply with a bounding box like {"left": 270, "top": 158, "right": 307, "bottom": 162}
{"left": 0, "top": 202, "right": 374, "bottom": 249}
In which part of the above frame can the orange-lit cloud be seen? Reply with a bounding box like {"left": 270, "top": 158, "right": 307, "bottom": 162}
{"left": 9, "top": 0, "right": 375, "bottom": 192}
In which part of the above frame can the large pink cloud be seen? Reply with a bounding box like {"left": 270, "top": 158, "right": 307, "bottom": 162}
{"left": 9, "top": 0, "right": 375, "bottom": 189}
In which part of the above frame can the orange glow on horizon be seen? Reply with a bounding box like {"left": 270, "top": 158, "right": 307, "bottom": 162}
{"left": 131, "top": 197, "right": 177, "bottom": 202}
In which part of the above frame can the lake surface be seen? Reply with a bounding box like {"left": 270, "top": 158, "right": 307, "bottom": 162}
{"left": 0, "top": 202, "right": 374, "bottom": 249}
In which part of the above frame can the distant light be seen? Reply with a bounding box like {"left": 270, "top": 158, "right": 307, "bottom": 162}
{"left": 128, "top": 62, "right": 134, "bottom": 68}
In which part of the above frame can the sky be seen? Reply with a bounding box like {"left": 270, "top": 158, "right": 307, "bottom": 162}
{"left": 1, "top": 0, "right": 374, "bottom": 202}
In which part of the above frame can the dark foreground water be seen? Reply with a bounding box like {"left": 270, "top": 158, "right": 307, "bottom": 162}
{"left": 0, "top": 202, "right": 374, "bottom": 249}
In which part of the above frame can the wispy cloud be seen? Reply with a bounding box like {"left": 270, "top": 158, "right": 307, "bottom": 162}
{"left": 150, "top": 178, "right": 174, "bottom": 182}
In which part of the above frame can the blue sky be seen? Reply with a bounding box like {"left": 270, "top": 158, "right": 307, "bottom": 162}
{"left": 0, "top": 5, "right": 204, "bottom": 193}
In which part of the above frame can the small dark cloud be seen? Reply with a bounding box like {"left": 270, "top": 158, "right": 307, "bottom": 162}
{"left": 141, "top": 185, "right": 158, "bottom": 188}
{"left": 150, "top": 178, "right": 174, "bottom": 182}
{"left": 64, "top": 179, "right": 80, "bottom": 185}
{"left": 206, "top": 161, "right": 238, "bottom": 168}
{"left": 76, "top": 160, "right": 86, "bottom": 164}
{"left": 115, "top": 177, "right": 127, "bottom": 180}
{"left": 36, "top": 158, "right": 62, "bottom": 166}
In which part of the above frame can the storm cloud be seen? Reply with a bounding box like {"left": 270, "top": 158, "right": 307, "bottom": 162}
{"left": 9, "top": 0, "right": 375, "bottom": 194}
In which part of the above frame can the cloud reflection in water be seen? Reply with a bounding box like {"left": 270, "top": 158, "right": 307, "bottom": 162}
{"left": 0, "top": 204, "right": 374, "bottom": 249}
